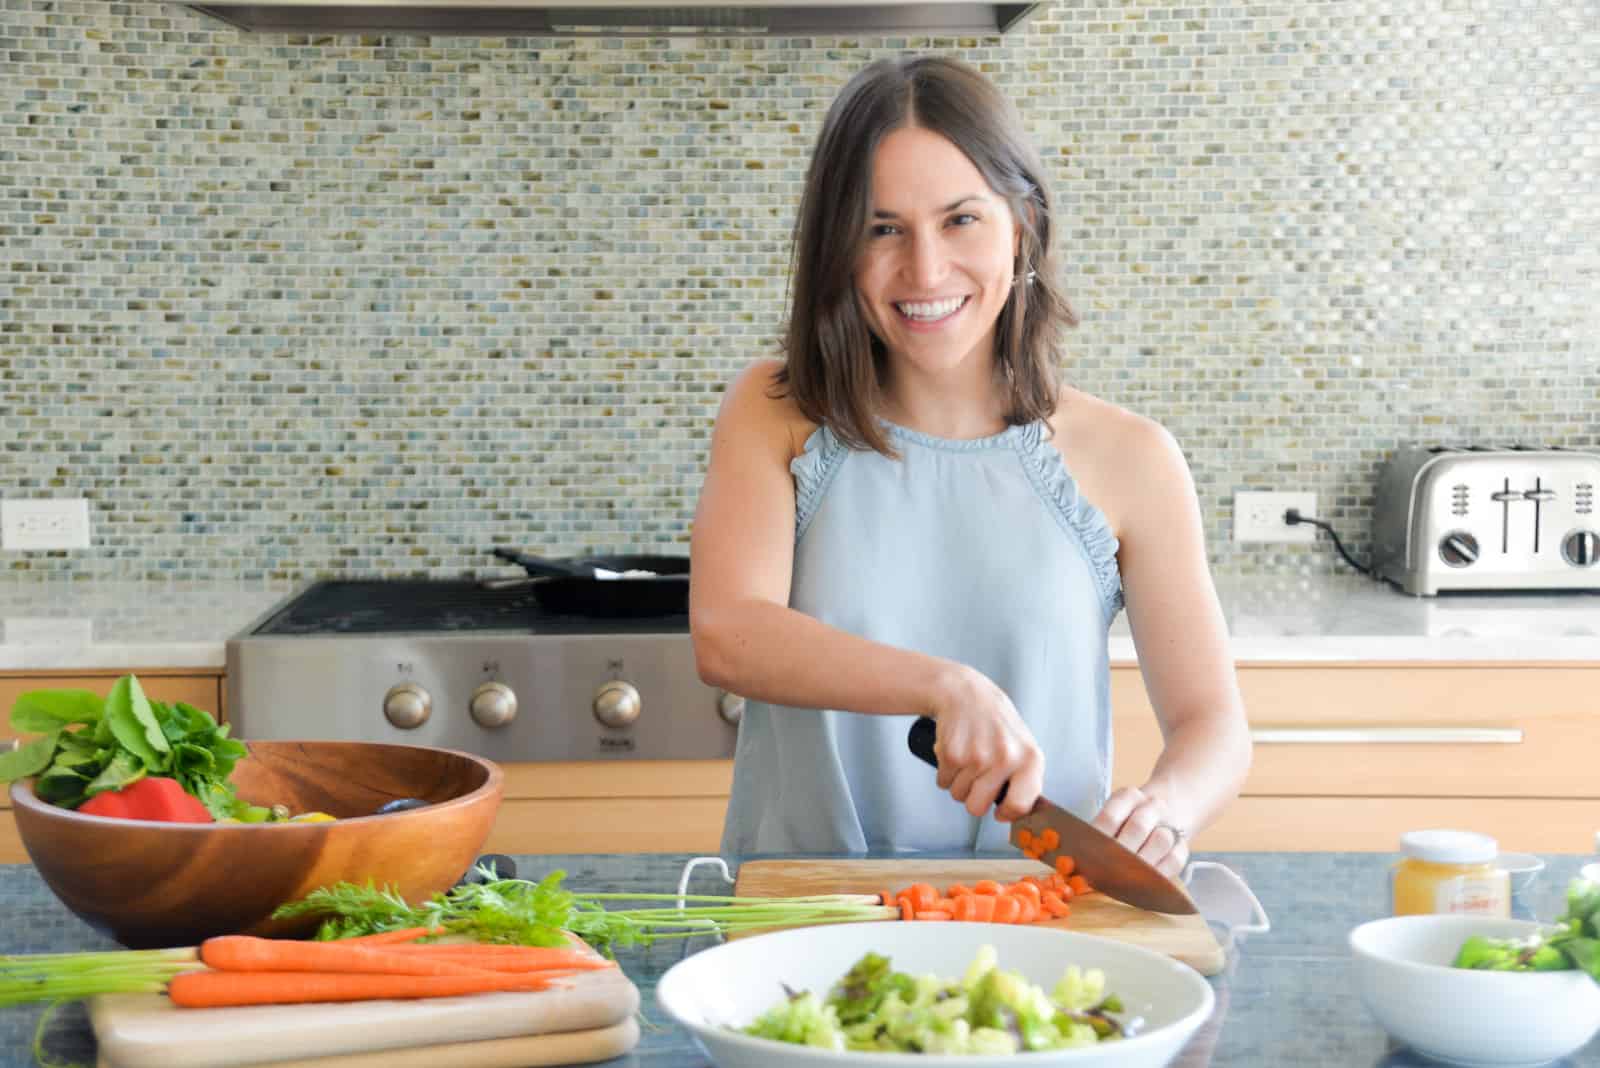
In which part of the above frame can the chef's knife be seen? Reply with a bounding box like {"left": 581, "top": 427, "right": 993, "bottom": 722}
{"left": 907, "top": 716, "right": 1197, "bottom": 915}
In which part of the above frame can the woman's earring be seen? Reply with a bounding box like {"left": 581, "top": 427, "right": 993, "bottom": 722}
{"left": 1012, "top": 269, "right": 1037, "bottom": 288}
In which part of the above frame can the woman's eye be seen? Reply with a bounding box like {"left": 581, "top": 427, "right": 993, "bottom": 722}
{"left": 949, "top": 213, "right": 979, "bottom": 227}
{"left": 869, "top": 224, "right": 899, "bottom": 238}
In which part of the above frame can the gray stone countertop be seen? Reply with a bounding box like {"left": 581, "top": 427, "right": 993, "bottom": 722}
{"left": 0, "top": 574, "right": 1597, "bottom": 671}
{"left": 2, "top": 850, "right": 1597, "bottom": 1068}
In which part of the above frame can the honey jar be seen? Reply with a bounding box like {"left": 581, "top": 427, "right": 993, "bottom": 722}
{"left": 1391, "top": 829, "right": 1510, "bottom": 917}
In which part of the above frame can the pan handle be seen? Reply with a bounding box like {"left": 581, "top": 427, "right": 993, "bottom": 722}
{"left": 908, "top": 716, "right": 1011, "bottom": 806}
{"left": 490, "top": 547, "right": 586, "bottom": 578}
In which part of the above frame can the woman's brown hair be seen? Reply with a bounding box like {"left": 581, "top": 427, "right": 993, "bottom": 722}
{"left": 775, "top": 54, "right": 1078, "bottom": 456}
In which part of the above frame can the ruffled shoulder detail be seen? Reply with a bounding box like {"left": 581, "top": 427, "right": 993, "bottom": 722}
{"left": 791, "top": 425, "right": 850, "bottom": 541}
{"left": 1014, "top": 421, "right": 1125, "bottom": 618}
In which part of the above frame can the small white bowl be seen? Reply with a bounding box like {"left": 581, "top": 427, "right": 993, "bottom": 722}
{"left": 1350, "top": 915, "right": 1600, "bottom": 1067}
{"left": 658, "top": 921, "right": 1214, "bottom": 1068}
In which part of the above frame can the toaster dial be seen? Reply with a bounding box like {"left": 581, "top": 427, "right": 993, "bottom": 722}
{"left": 1563, "top": 530, "right": 1599, "bottom": 568}
{"left": 1438, "top": 531, "right": 1480, "bottom": 568}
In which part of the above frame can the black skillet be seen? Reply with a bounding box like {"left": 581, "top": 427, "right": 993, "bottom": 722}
{"left": 486, "top": 547, "right": 689, "bottom": 618}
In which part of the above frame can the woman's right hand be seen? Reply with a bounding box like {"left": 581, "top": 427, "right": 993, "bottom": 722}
{"left": 927, "top": 665, "right": 1044, "bottom": 823}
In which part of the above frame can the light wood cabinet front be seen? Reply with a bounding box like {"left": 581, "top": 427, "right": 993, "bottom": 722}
{"left": 486, "top": 760, "right": 733, "bottom": 855}
{"left": 1110, "top": 664, "right": 1600, "bottom": 853}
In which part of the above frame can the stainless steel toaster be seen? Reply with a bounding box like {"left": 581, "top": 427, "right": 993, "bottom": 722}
{"left": 1373, "top": 444, "right": 1600, "bottom": 595}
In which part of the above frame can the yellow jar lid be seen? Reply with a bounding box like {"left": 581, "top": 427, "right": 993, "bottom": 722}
{"left": 1400, "top": 829, "right": 1498, "bottom": 864}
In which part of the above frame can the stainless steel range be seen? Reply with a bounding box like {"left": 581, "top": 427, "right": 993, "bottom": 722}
{"left": 225, "top": 580, "right": 740, "bottom": 761}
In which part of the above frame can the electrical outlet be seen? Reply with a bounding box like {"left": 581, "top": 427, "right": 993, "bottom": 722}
{"left": 1, "top": 498, "right": 91, "bottom": 551}
{"left": 1234, "top": 491, "right": 1318, "bottom": 544}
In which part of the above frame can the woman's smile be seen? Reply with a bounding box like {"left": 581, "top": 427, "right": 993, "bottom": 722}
{"left": 893, "top": 294, "right": 971, "bottom": 330}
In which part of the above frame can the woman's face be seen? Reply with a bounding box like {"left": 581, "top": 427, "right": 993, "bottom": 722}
{"left": 854, "top": 124, "right": 1020, "bottom": 379}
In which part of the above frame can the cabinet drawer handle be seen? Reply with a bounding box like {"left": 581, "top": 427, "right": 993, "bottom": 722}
{"left": 1249, "top": 726, "right": 1524, "bottom": 745}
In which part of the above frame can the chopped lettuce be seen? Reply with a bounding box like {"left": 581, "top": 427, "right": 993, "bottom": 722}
{"left": 739, "top": 945, "right": 1134, "bottom": 1054}
{"left": 1453, "top": 877, "right": 1600, "bottom": 980}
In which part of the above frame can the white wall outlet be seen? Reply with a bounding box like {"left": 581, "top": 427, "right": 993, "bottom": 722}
{"left": 1234, "top": 491, "right": 1318, "bottom": 544}
{"left": 1, "top": 498, "right": 92, "bottom": 551}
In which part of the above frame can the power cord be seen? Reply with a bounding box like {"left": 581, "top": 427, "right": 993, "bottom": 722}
{"left": 1284, "top": 508, "right": 1373, "bottom": 576}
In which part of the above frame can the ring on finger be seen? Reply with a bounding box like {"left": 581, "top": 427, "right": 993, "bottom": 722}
{"left": 1156, "top": 822, "right": 1187, "bottom": 845}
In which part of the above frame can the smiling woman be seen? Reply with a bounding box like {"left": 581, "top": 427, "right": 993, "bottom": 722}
{"left": 688, "top": 55, "right": 1252, "bottom": 870}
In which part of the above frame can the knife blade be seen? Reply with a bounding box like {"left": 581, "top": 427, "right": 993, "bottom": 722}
{"left": 907, "top": 716, "right": 1197, "bottom": 915}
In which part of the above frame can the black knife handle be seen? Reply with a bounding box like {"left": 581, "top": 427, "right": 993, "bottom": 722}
{"left": 907, "top": 716, "right": 1009, "bottom": 806}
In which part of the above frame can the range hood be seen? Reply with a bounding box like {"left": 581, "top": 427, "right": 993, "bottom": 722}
{"left": 181, "top": 1, "right": 1043, "bottom": 36}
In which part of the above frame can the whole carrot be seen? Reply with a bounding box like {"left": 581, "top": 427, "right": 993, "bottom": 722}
{"left": 334, "top": 926, "right": 444, "bottom": 946}
{"left": 168, "top": 969, "right": 560, "bottom": 1008}
{"left": 379, "top": 950, "right": 616, "bottom": 974}
{"left": 200, "top": 937, "right": 497, "bottom": 977}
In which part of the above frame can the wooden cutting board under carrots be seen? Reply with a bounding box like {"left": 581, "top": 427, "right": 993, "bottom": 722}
{"left": 87, "top": 939, "right": 640, "bottom": 1068}
{"left": 733, "top": 858, "right": 1227, "bottom": 977}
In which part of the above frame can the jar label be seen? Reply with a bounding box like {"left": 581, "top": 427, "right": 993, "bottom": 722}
{"left": 1436, "top": 874, "right": 1510, "bottom": 916}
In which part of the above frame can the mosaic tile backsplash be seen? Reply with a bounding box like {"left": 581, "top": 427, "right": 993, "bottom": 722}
{"left": 2, "top": 0, "right": 1596, "bottom": 582}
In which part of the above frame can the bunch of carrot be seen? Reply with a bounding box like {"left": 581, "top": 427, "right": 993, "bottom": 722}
{"left": 881, "top": 864, "right": 1094, "bottom": 925}
{"left": 167, "top": 928, "right": 618, "bottom": 1009}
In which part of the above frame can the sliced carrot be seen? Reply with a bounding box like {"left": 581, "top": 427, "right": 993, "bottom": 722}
{"left": 880, "top": 891, "right": 896, "bottom": 908}
{"left": 906, "top": 883, "right": 939, "bottom": 912}
{"left": 1038, "top": 828, "right": 1061, "bottom": 851}
{"left": 914, "top": 909, "right": 952, "bottom": 921}
{"left": 992, "top": 895, "right": 1022, "bottom": 924}
{"left": 1014, "top": 895, "right": 1040, "bottom": 924}
{"left": 1054, "top": 854, "right": 1077, "bottom": 878}
{"left": 1041, "top": 892, "right": 1072, "bottom": 918}
{"left": 1016, "top": 829, "right": 1035, "bottom": 849}
{"left": 972, "top": 879, "right": 1004, "bottom": 896}
{"left": 951, "top": 895, "right": 977, "bottom": 922}
{"left": 970, "top": 895, "right": 996, "bottom": 922}
{"left": 945, "top": 883, "right": 974, "bottom": 898}
{"left": 1010, "top": 880, "right": 1042, "bottom": 904}
{"left": 168, "top": 969, "right": 559, "bottom": 1008}
{"left": 200, "top": 937, "right": 496, "bottom": 978}
{"left": 900, "top": 898, "right": 916, "bottom": 922}
{"left": 1068, "top": 874, "right": 1092, "bottom": 896}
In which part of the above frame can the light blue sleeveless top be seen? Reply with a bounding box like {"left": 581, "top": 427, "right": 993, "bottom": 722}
{"left": 719, "top": 419, "right": 1125, "bottom": 859}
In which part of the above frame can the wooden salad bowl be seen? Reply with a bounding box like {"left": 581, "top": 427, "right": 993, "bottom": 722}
{"left": 10, "top": 740, "right": 504, "bottom": 949}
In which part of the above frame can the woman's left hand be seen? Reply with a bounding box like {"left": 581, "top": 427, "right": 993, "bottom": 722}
{"left": 1090, "top": 785, "right": 1189, "bottom": 879}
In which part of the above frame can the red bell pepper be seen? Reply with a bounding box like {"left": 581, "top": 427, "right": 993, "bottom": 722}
{"left": 78, "top": 776, "right": 213, "bottom": 823}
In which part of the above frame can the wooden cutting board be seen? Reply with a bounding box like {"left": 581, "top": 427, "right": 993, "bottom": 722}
{"left": 88, "top": 958, "right": 639, "bottom": 1068}
{"left": 96, "top": 1018, "right": 639, "bottom": 1068}
{"left": 734, "top": 858, "right": 1226, "bottom": 976}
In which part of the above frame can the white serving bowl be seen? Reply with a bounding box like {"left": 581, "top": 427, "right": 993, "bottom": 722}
{"left": 657, "top": 921, "right": 1215, "bottom": 1068}
{"left": 1350, "top": 915, "right": 1600, "bottom": 1067}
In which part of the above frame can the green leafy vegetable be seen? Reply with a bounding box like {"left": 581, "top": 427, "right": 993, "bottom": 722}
{"left": 1454, "top": 877, "right": 1600, "bottom": 980}
{"left": 1, "top": 674, "right": 247, "bottom": 816}
{"left": 742, "top": 945, "right": 1130, "bottom": 1054}
{"left": 272, "top": 866, "right": 897, "bottom": 957}
{"left": 9, "top": 690, "right": 102, "bottom": 733}
{"left": 0, "top": 730, "right": 62, "bottom": 781}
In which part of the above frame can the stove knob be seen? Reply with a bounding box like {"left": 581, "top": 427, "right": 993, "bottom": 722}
{"left": 593, "top": 681, "right": 641, "bottom": 729}
{"left": 717, "top": 691, "right": 746, "bottom": 726}
{"left": 1563, "top": 529, "right": 1599, "bottom": 568}
{"left": 470, "top": 682, "right": 518, "bottom": 729}
{"left": 383, "top": 683, "right": 432, "bottom": 730}
{"left": 1438, "top": 531, "right": 1479, "bottom": 568}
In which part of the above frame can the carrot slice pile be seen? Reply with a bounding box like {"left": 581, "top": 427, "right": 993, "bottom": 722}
{"left": 876, "top": 866, "right": 1094, "bottom": 924}
{"left": 168, "top": 934, "right": 617, "bottom": 1009}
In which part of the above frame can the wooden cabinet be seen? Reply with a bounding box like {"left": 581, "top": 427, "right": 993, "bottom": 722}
{"left": 5, "top": 663, "right": 1593, "bottom": 862}
{"left": 483, "top": 760, "right": 734, "bottom": 856}
{"left": 1110, "top": 664, "right": 1600, "bottom": 854}
{"left": 1, "top": 670, "right": 224, "bottom": 862}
